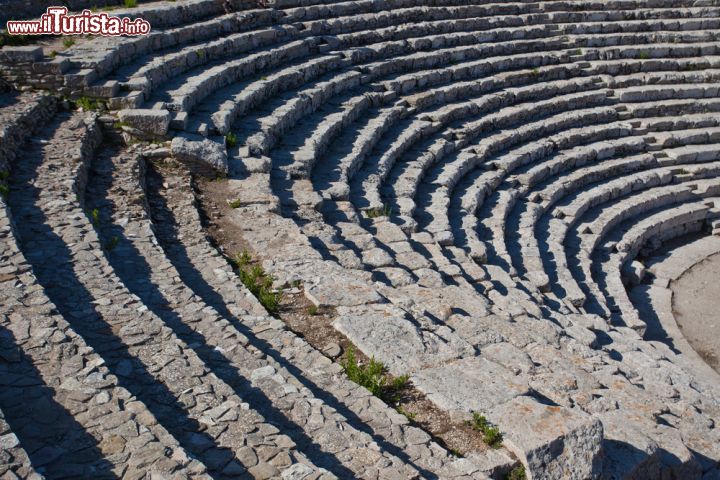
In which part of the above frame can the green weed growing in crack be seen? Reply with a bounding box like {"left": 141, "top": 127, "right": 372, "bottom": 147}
{"left": 233, "top": 249, "right": 283, "bottom": 314}
{"left": 306, "top": 305, "right": 319, "bottom": 316}
{"left": 638, "top": 51, "right": 650, "bottom": 60}
{"left": 0, "top": 184, "right": 8, "bottom": 199}
{"left": 366, "top": 203, "right": 392, "bottom": 218}
{"left": 124, "top": 0, "right": 138, "bottom": 7}
{"left": 74, "top": 96, "right": 100, "bottom": 111}
{"left": 225, "top": 131, "right": 238, "bottom": 148}
{"left": 62, "top": 37, "right": 75, "bottom": 49}
{"left": 468, "top": 413, "right": 503, "bottom": 448}
{"left": 506, "top": 465, "right": 527, "bottom": 480}
{"left": 227, "top": 198, "right": 242, "bottom": 209}
{"left": 341, "top": 346, "right": 409, "bottom": 402}
{"left": 87, "top": 207, "right": 101, "bottom": 227}
{"left": 396, "top": 406, "right": 416, "bottom": 421}
{"left": 105, "top": 236, "right": 120, "bottom": 251}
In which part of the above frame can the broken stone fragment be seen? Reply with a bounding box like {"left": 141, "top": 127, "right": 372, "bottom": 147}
{"left": 170, "top": 133, "right": 228, "bottom": 174}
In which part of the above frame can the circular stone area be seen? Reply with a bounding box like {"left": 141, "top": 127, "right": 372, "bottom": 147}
{"left": 672, "top": 251, "right": 720, "bottom": 373}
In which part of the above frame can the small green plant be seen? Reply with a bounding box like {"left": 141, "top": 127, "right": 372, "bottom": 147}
{"left": 506, "top": 465, "right": 527, "bottom": 480}
{"left": 62, "top": 37, "right": 75, "bottom": 49}
{"left": 306, "top": 305, "right": 319, "bottom": 316}
{"left": 196, "top": 49, "right": 205, "bottom": 60}
{"left": 570, "top": 48, "right": 582, "bottom": 55}
{"left": 0, "top": 171, "right": 9, "bottom": 181}
{"left": 366, "top": 204, "right": 392, "bottom": 218}
{"left": 49, "top": 50, "right": 59, "bottom": 58}
{"left": 290, "top": 279, "right": 302, "bottom": 288}
{"left": 225, "top": 131, "right": 238, "bottom": 148}
{"left": 638, "top": 51, "right": 650, "bottom": 60}
{"left": 468, "top": 413, "right": 503, "bottom": 448}
{"left": 233, "top": 250, "right": 282, "bottom": 314}
{"left": 228, "top": 198, "right": 242, "bottom": 209}
{"left": 75, "top": 96, "right": 100, "bottom": 111}
{"left": 396, "top": 406, "right": 416, "bottom": 421}
{"left": 124, "top": 0, "right": 138, "bottom": 7}
{"left": 530, "top": 67, "right": 539, "bottom": 76}
{"left": 260, "top": 76, "right": 268, "bottom": 81}
{"left": 87, "top": 207, "right": 100, "bottom": 226}
{"left": 341, "top": 346, "right": 409, "bottom": 402}
{"left": 0, "top": 184, "right": 8, "bottom": 199}
{"left": 105, "top": 236, "right": 120, "bottom": 251}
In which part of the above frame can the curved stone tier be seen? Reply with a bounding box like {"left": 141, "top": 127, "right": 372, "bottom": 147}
{"left": 2, "top": 0, "right": 720, "bottom": 478}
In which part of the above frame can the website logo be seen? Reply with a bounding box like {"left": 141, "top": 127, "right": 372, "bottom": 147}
{"left": 6, "top": 7, "right": 151, "bottom": 36}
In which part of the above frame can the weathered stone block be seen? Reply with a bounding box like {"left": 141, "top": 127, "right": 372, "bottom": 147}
{"left": 118, "top": 109, "right": 170, "bottom": 136}
{"left": 488, "top": 397, "right": 603, "bottom": 480}
{"left": 171, "top": 133, "right": 228, "bottom": 174}
{"left": 412, "top": 357, "right": 529, "bottom": 414}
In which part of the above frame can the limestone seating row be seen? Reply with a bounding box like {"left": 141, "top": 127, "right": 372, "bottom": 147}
{"left": 53, "top": 0, "right": 260, "bottom": 87}
{"left": 115, "top": 24, "right": 299, "bottom": 98}
{"left": 208, "top": 54, "right": 346, "bottom": 135}
{"left": 592, "top": 194, "right": 719, "bottom": 328}
{"left": 418, "top": 113, "right": 632, "bottom": 244}
{"left": 546, "top": 164, "right": 696, "bottom": 307}
{"left": 0, "top": 99, "right": 212, "bottom": 478}
{"left": 144, "top": 38, "right": 321, "bottom": 112}
{"left": 561, "top": 172, "right": 717, "bottom": 316}
{"left": 509, "top": 121, "right": 720, "bottom": 302}
{"left": 7, "top": 112, "right": 329, "bottom": 478}
{"left": 355, "top": 86, "right": 611, "bottom": 214}
{"left": 459, "top": 122, "right": 644, "bottom": 263}
{"left": 118, "top": 8, "right": 720, "bottom": 114}
{"left": 474, "top": 137, "right": 648, "bottom": 274}
{"left": 320, "top": 54, "right": 720, "bottom": 208}
{"left": 386, "top": 78, "right": 720, "bottom": 225}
